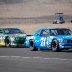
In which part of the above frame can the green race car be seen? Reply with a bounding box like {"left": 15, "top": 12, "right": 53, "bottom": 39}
{"left": 0, "top": 28, "right": 26, "bottom": 47}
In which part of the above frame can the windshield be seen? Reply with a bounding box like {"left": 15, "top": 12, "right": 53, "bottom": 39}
{"left": 4, "top": 28, "right": 25, "bottom": 34}
{"left": 50, "top": 29, "right": 72, "bottom": 35}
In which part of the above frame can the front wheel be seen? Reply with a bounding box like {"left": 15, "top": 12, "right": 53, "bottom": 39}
{"left": 51, "top": 40, "right": 61, "bottom": 52}
{"left": 5, "top": 37, "right": 11, "bottom": 48}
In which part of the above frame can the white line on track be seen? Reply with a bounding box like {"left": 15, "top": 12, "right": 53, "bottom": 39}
{"left": 0, "top": 56, "right": 72, "bottom": 61}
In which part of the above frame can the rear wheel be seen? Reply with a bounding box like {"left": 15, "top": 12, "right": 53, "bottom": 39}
{"left": 51, "top": 39, "right": 61, "bottom": 52}
{"left": 32, "top": 44, "right": 38, "bottom": 51}
{"left": 29, "top": 41, "right": 38, "bottom": 51}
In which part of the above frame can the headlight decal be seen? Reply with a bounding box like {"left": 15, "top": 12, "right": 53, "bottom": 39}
{"left": 58, "top": 39, "right": 63, "bottom": 43}
{"left": 11, "top": 37, "right": 15, "bottom": 41}
{"left": 63, "top": 40, "right": 72, "bottom": 43}
{"left": 63, "top": 40, "right": 67, "bottom": 43}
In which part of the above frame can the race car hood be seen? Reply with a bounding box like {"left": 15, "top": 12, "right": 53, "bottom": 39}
{"left": 10, "top": 34, "right": 26, "bottom": 37}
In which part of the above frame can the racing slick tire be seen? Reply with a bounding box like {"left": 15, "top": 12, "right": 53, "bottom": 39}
{"left": 5, "top": 37, "right": 11, "bottom": 48}
{"left": 32, "top": 44, "right": 38, "bottom": 51}
{"left": 51, "top": 39, "right": 61, "bottom": 52}
{"left": 29, "top": 40, "right": 38, "bottom": 51}
{"left": 30, "top": 42, "right": 38, "bottom": 51}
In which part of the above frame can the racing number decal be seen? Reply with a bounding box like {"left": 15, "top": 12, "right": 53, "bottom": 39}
{"left": 40, "top": 38, "right": 46, "bottom": 46}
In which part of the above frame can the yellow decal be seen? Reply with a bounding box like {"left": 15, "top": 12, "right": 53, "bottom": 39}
{"left": 0, "top": 40, "right": 5, "bottom": 46}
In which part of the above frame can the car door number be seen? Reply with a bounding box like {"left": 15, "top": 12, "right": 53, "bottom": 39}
{"left": 40, "top": 38, "right": 46, "bottom": 46}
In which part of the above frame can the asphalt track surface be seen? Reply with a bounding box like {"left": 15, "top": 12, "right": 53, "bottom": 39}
{"left": 0, "top": 47, "right": 72, "bottom": 72}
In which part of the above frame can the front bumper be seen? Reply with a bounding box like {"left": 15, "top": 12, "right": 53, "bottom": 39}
{"left": 10, "top": 43, "right": 25, "bottom": 47}
{"left": 59, "top": 43, "right": 72, "bottom": 49}
{"left": 11, "top": 36, "right": 26, "bottom": 44}
{"left": 10, "top": 39, "right": 25, "bottom": 47}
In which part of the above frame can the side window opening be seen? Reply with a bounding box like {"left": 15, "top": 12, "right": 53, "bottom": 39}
{"left": 50, "top": 30, "right": 58, "bottom": 35}
{"left": 42, "top": 30, "right": 49, "bottom": 36}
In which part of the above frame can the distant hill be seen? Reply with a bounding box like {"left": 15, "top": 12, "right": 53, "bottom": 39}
{"left": 0, "top": 0, "right": 72, "bottom": 17}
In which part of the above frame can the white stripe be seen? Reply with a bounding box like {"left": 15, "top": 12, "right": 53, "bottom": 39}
{"left": 44, "top": 58, "right": 60, "bottom": 60}
{"left": 22, "top": 57, "right": 31, "bottom": 59}
{"left": 0, "top": 56, "right": 72, "bottom": 61}
{"left": 0, "top": 56, "right": 9, "bottom": 57}
{"left": 10, "top": 56, "right": 21, "bottom": 58}
{"left": 32, "top": 57, "right": 42, "bottom": 59}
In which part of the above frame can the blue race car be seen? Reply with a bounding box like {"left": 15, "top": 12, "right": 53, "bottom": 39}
{"left": 25, "top": 28, "right": 72, "bottom": 51}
